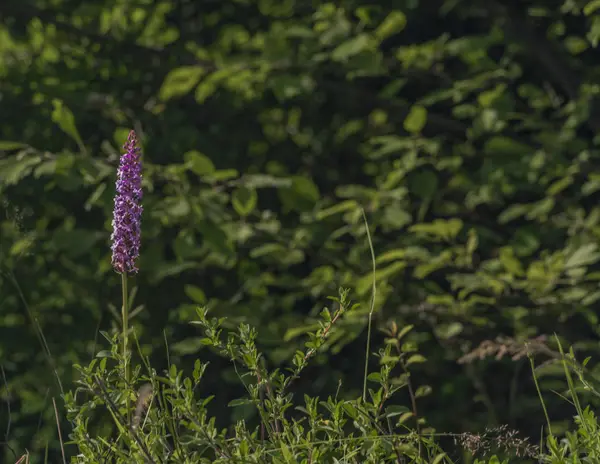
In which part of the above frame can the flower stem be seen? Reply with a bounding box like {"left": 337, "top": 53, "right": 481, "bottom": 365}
{"left": 361, "top": 208, "right": 376, "bottom": 403}
{"left": 121, "top": 272, "right": 130, "bottom": 426}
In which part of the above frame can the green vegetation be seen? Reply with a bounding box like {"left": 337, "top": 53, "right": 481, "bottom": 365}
{"left": 2, "top": 0, "right": 600, "bottom": 462}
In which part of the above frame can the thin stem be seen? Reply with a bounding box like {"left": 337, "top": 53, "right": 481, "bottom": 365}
{"left": 52, "top": 397, "right": 67, "bottom": 464}
{"left": 399, "top": 359, "right": 422, "bottom": 459}
{"left": 121, "top": 272, "right": 130, "bottom": 426}
{"left": 363, "top": 315, "right": 373, "bottom": 403}
{"left": 362, "top": 208, "right": 376, "bottom": 403}
{"left": 7, "top": 271, "right": 63, "bottom": 394}
{"left": 528, "top": 353, "right": 551, "bottom": 436}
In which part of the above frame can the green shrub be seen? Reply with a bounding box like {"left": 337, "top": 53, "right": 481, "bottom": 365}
{"left": 63, "top": 291, "right": 547, "bottom": 463}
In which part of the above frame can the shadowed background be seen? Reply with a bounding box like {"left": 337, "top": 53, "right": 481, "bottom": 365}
{"left": 2, "top": 0, "right": 600, "bottom": 461}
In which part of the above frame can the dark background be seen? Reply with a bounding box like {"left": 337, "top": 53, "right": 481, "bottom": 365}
{"left": 2, "top": 0, "right": 600, "bottom": 461}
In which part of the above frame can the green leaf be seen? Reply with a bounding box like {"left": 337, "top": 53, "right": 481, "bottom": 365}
{"left": 415, "top": 385, "right": 432, "bottom": 397}
{"left": 0, "top": 156, "right": 42, "bottom": 185}
{"left": 271, "top": 74, "right": 315, "bottom": 101}
{"left": 331, "top": 34, "right": 371, "bottom": 61}
{"left": 431, "top": 454, "right": 447, "bottom": 464}
{"left": 197, "top": 221, "right": 234, "bottom": 256}
{"left": 498, "top": 204, "right": 529, "bottom": 224}
{"left": 153, "top": 262, "right": 200, "bottom": 280}
{"left": 171, "top": 338, "right": 207, "bottom": 355}
{"left": 367, "top": 372, "right": 382, "bottom": 383}
{"left": 356, "top": 261, "right": 406, "bottom": 295}
{"left": 184, "top": 285, "right": 206, "bottom": 304}
{"left": 397, "top": 325, "right": 414, "bottom": 341}
{"left": 398, "top": 411, "right": 414, "bottom": 424}
{"left": 409, "top": 218, "right": 463, "bottom": 241}
{"left": 584, "top": 0, "right": 600, "bottom": 15}
{"left": 284, "top": 324, "right": 320, "bottom": 341}
{"left": 51, "top": 99, "right": 84, "bottom": 149}
{"left": 238, "top": 440, "right": 249, "bottom": 457}
{"left": 374, "top": 11, "right": 407, "bottom": 41}
{"left": 376, "top": 249, "right": 405, "bottom": 264}
{"left": 9, "top": 237, "right": 34, "bottom": 256}
{"left": 241, "top": 174, "right": 292, "bottom": 189}
{"left": 565, "top": 244, "right": 600, "bottom": 269}
{"left": 564, "top": 36, "right": 588, "bottom": 55}
{"left": 478, "top": 84, "right": 507, "bottom": 107}
{"left": 499, "top": 247, "right": 524, "bottom": 275}
{"left": 385, "top": 405, "right": 410, "bottom": 418}
{"left": 403, "top": 105, "right": 427, "bottom": 134}
{"left": 212, "top": 168, "right": 239, "bottom": 181}
{"left": 0, "top": 141, "right": 27, "bottom": 150}
{"left": 343, "top": 402, "right": 359, "bottom": 419}
{"left": 232, "top": 187, "right": 258, "bottom": 216}
{"left": 184, "top": 150, "right": 215, "bottom": 176}
{"left": 413, "top": 250, "right": 453, "bottom": 278}
{"left": 279, "top": 176, "right": 320, "bottom": 212}
{"left": 228, "top": 398, "right": 254, "bottom": 407}
{"left": 280, "top": 440, "right": 294, "bottom": 464}
{"left": 164, "top": 197, "right": 191, "bottom": 218}
{"left": 316, "top": 200, "right": 358, "bottom": 220}
{"left": 250, "top": 243, "right": 286, "bottom": 258}
{"left": 380, "top": 355, "right": 401, "bottom": 364}
{"left": 434, "top": 322, "right": 463, "bottom": 340}
{"left": 406, "top": 354, "right": 426, "bottom": 365}
{"left": 383, "top": 204, "right": 412, "bottom": 228}
{"left": 159, "top": 66, "right": 206, "bottom": 101}
{"left": 483, "top": 136, "right": 532, "bottom": 156}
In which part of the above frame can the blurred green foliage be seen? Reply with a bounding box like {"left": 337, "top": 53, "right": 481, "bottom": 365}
{"left": 2, "top": 0, "right": 600, "bottom": 461}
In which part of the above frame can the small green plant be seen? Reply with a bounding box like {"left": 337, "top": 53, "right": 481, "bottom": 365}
{"left": 530, "top": 336, "right": 600, "bottom": 463}
{"left": 65, "top": 289, "right": 454, "bottom": 463}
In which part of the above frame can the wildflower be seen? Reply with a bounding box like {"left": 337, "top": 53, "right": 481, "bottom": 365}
{"left": 111, "top": 130, "right": 143, "bottom": 273}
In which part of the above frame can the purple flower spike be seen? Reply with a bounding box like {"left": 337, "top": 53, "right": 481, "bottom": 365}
{"left": 111, "top": 130, "right": 143, "bottom": 274}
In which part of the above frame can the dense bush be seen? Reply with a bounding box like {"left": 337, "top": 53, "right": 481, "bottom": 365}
{"left": 51, "top": 296, "right": 600, "bottom": 462}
